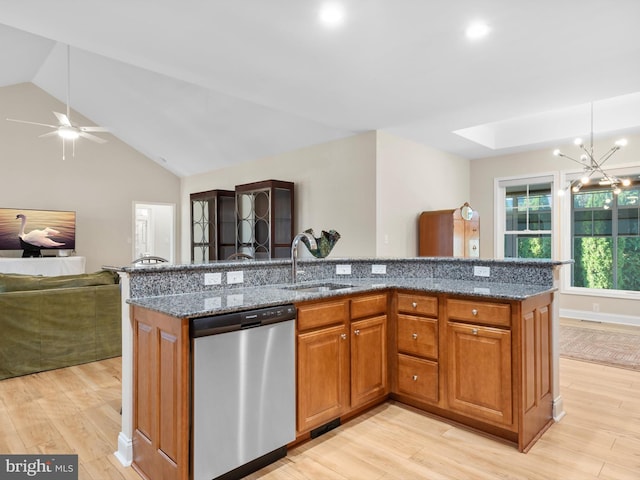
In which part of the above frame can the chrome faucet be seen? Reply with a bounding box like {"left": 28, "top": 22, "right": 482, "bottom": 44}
{"left": 291, "top": 232, "right": 317, "bottom": 283}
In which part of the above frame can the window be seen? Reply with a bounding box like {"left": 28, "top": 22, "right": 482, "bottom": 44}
{"left": 571, "top": 184, "right": 640, "bottom": 291}
{"left": 503, "top": 181, "right": 553, "bottom": 259}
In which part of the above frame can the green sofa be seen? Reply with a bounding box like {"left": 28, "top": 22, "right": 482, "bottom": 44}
{"left": 0, "top": 270, "right": 121, "bottom": 380}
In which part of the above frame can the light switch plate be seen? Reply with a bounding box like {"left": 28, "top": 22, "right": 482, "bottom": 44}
{"left": 371, "top": 264, "right": 387, "bottom": 275}
{"left": 473, "top": 266, "right": 491, "bottom": 277}
{"left": 204, "top": 272, "right": 222, "bottom": 285}
{"left": 336, "top": 264, "right": 352, "bottom": 275}
{"left": 227, "top": 271, "right": 244, "bottom": 284}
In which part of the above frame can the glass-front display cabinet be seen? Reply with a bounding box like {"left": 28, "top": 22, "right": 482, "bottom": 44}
{"left": 236, "top": 180, "right": 294, "bottom": 259}
{"left": 190, "top": 189, "right": 236, "bottom": 262}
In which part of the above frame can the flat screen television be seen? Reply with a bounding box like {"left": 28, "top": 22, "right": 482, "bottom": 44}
{"left": 0, "top": 208, "right": 76, "bottom": 257}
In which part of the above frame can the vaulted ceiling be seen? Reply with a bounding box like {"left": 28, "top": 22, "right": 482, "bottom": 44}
{"left": 1, "top": 1, "right": 640, "bottom": 177}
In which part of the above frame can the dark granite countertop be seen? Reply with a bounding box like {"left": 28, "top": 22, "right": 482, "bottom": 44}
{"left": 127, "top": 277, "right": 556, "bottom": 319}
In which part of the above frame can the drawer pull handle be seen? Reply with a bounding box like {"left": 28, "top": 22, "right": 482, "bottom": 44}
{"left": 354, "top": 329, "right": 361, "bottom": 336}
{"left": 412, "top": 375, "right": 418, "bottom": 381}
{"left": 471, "top": 308, "right": 479, "bottom": 316}
{"left": 340, "top": 333, "right": 347, "bottom": 340}
{"left": 472, "top": 328, "right": 478, "bottom": 335}
{"left": 412, "top": 302, "right": 418, "bottom": 308}
{"left": 412, "top": 333, "right": 418, "bottom": 340}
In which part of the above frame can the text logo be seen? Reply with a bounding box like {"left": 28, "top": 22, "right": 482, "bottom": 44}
{"left": 0, "top": 455, "right": 77, "bottom": 479}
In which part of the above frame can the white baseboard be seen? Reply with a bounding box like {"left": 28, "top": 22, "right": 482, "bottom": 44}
{"left": 552, "top": 395, "right": 565, "bottom": 422}
{"left": 114, "top": 432, "right": 133, "bottom": 467}
{"left": 560, "top": 308, "right": 640, "bottom": 327}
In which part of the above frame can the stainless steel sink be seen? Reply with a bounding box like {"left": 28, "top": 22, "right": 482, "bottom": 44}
{"left": 281, "top": 282, "right": 352, "bottom": 293}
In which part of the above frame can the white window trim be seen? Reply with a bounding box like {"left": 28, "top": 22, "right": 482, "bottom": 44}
{"left": 559, "top": 163, "right": 640, "bottom": 299}
{"left": 494, "top": 172, "right": 559, "bottom": 260}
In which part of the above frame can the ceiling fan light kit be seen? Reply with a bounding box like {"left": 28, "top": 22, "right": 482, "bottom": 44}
{"left": 6, "top": 44, "right": 109, "bottom": 159}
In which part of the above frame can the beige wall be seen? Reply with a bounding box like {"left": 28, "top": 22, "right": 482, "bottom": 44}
{"left": 180, "top": 131, "right": 378, "bottom": 262}
{"left": 0, "top": 83, "right": 181, "bottom": 272}
{"left": 181, "top": 130, "right": 471, "bottom": 262}
{"left": 470, "top": 132, "right": 640, "bottom": 323}
{"left": 376, "top": 131, "right": 471, "bottom": 257}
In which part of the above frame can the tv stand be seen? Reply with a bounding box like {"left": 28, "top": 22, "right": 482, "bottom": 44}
{"left": 0, "top": 257, "right": 86, "bottom": 276}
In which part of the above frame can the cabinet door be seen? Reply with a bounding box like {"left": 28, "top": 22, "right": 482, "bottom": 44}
{"left": 132, "top": 307, "right": 189, "bottom": 480}
{"left": 447, "top": 321, "right": 513, "bottom": 428}
{"left": 297, "top": 323, "right": 350, "bottom": 433}
{"left": 351, "top": 315, "right": 388, "bottom": 408}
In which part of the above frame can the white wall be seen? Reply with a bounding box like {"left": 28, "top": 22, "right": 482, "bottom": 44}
{"left": 180, "top": 132, "right": 378, "bottom": 262}
{"left": 376, "top": 131, "right": 471, "bottom": 257}
{"left": 0, "top": 83, "right": 181, "bottom": 272}
{"left": 470, "top": 132, "right": 640, "bottom": 322}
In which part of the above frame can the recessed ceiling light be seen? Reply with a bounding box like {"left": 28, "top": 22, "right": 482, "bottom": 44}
{"left": 319, "top": 3, "right": 346, "bottom": 27}
{"left": 466, "top": 21, "right": 490, "bottom": 40}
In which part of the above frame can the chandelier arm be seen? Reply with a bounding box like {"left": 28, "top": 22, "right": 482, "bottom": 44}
{"left": 596, "top": 146, "right": 621, "bottom": 168}
{"left": 557, "top": 152, "right": 586, "bottom": 165}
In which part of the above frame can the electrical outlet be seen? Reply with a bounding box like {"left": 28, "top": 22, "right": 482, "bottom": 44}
{"left": 204, "top": 272, "right": 222, "bottom": 285}
{"left": 227, "top": 271, "right": 244, "bottom": 284}
{"left": 371, "top": 264, "right": 387, "bottom": 275}
{"left": 336, "top": 264, "right": 351, "bottom": 275}
{"left": 473, "top": 266, "right": 491, "bottom": 277}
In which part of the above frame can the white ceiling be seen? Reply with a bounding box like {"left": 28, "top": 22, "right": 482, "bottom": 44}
{"left": 1, "top": 0, "right": 640, "bottom": 177}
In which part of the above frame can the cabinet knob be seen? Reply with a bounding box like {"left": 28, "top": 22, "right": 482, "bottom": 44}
{"left": 412, "top": 375, "right": 418, "bottom": 381}
{"left": 354, "top": 329, "right": 360, "bottom": 336}
{"left": 412, "top": 302, "right": 418, "bottom": 308}
{"left": 412, "top": 333, "right": 418, "bottom": 340}
{"left": 340, "top": 333, "right": 347, "bottom": 340}
{"left": 472, "top": 328, "right": 478, "bottom": 335}
{"left": 471, "top": 308, "right": 478, "bottom": 316}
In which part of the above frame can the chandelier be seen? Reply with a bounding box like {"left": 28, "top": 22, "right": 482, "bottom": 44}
{"left": 553, "top": 103, "right": 630, "bottom": 194}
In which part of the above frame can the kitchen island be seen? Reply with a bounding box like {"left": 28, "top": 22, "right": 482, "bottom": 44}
{"left": 113, "top": 257, "right": 568, "bottom": 479}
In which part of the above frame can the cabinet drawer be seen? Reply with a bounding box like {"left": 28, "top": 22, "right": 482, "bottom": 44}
{"left": 397, "top": 315, "right": 438, "bottom": 359}
{"left": 446, "top": 298, "right": 511, "bottom": 328}
{"left": 297, "top": 299, "right": 349, "bottom": 331}
{"left": 351, "top": 293, "right": 388, "bottom": 320}
{"left": 397, "top": 293, "right": 438, "bottom": 317}
{"left": 397, "top": 354, "right": 438, "bottom": 403}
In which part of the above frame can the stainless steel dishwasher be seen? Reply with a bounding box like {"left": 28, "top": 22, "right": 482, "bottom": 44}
{"left": 190, "top": 304, "right": 296, "bottom": 480}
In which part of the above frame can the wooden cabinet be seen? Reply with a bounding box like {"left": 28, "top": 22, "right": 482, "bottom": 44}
{"left": 131, "top": 306, "right": 189, "bottom": 480}
{"left": 418, "top": 205, "right": 479, "bottom": 257}
{"left": 393, "top": 293, "right": 439, "bottom": 404}
{"left": 350, "top": 294, "right": 388, "bottom": 408}
{"left": 296, "top": 298, "right": 350, "bottom": 434}
{"left": 236, "top": 180, "right": 294, "bottom": 259}
{"left": 446, "top": 321, "right": 513, "bottom": 427}
{"left": 296, "top": 293, "right": 388, "bottom": 435}
{"left": 190, "top": 189, "right": 236, "bottom": 262}
{"left": 391, "top": 291, "right": 553, "bottom": 452}
{"left": 445, "top": 298, "right": 513, "bottom": 427}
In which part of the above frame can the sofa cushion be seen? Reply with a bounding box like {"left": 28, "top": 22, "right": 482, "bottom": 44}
{"left": 0, "top": 270, "right": 118, "bottom": 293}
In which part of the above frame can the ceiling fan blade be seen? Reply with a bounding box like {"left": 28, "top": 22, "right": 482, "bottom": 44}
{"left": 39, "top": 131, "right": 60, "bottom": 139}
{"left": 79, "top": 131, "right": 108, "bottom": 144}
{"left": 79, "top": 126, "right": 109, "bottom": 133}
{"left": 53, "top": 111, "right": 72, "bottom": 127}
{"left": 6, "top": 118, "right": 58, "bottom": 128}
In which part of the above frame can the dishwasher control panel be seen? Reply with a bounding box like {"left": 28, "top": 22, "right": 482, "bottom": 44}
{"left": 191, "top": 304, "right": 296, "bottom": 337}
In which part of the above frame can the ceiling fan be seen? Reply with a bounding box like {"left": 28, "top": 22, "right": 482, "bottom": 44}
{"left": 7, "top": 44, "right": 109, "bottom": 160}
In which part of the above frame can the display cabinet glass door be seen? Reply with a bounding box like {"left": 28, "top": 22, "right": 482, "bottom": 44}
{"left": 190, "top": 190, "right": 235, "bottom": 262}
{"left": 236, "top": 180, "right": 294, "bottom": 259}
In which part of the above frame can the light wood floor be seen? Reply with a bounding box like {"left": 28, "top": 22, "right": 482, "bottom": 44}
{"left": 1, "top": 356, "right": 639, "bottom": 479}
